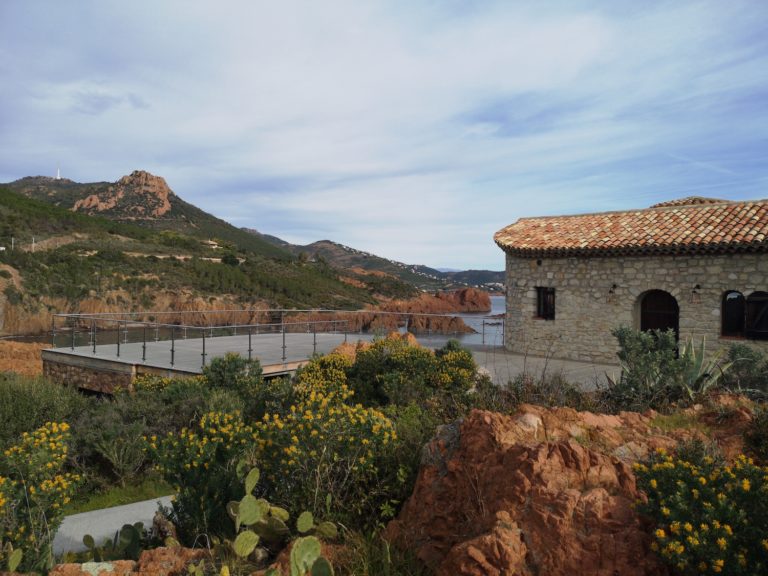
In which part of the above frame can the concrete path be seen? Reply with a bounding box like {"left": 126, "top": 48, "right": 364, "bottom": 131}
{"left": 53, "top": 496, "right": 174, "bottom": 556}
{"left": 468, "top": 345, "right": 619, "bottom": 390}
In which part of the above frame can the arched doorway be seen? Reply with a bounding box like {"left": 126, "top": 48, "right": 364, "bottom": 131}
{"left": 640, "top": 290, "right": 679, "bottom": 338}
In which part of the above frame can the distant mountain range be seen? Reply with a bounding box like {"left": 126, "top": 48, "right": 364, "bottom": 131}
{"left": 244, "top": 233, "right": 504, "bottom": 292}
{"left": 3, "top": 171, "right": 503, "bottom": 293}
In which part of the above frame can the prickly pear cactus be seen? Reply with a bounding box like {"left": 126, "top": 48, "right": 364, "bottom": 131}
{"left": 230, "top": 466, "right": 335, "bottom": 575}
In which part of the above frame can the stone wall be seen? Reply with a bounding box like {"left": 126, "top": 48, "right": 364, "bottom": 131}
{"left": 43, "top": 356, "right": 134, "bottom": 394}
{"left": 42, "top": 351, "right": 203, "bottom": 393}
{"left": 504, "top": 252, "right": 768, "bottom": 363}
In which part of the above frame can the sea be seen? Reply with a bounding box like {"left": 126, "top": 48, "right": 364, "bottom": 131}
{"left": 450, "top": 294, "right": 505, "bottom": 347}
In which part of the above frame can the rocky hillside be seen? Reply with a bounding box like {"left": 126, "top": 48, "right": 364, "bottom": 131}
{"left": 0, "top": 184, "right": 424, "bottom": 334}
{"left": 7, "top": 171, "right": 503, "bottom": 292}
{"left": 5, "top": 171, "right": 288, "bottom": 259}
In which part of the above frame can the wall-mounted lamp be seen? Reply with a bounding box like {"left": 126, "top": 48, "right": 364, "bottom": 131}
{"left": 607, "top": 283, "right": 618, "bottom": 303}
{"left": 690, "top": 283, "right": 702, "bottom": 304}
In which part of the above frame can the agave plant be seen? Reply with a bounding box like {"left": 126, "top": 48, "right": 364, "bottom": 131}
{"left": 676, "top": 337, "right": 732, "bottom": 402}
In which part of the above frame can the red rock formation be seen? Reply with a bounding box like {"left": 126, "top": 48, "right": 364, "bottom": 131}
{"left": 49, "top": 547, "right": 207, "bottom": 576}
{"left": 435, "top": 287, "right": 492, "bottom": 313}
{"left": 73, "top": 170, "right": 174, "bottom": 219}
{"left": 283, "top": 300, "right": 475, "bottom": 336}
{"left": 386, "top": 408, "right": 687, "bottom": 576}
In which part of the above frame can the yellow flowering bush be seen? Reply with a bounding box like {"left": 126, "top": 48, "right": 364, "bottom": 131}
{"left": 434, "top": 340, "right": 477, "bottom": 392}
{"left": 145, "top": 411, "right": 254, "bottom": 543}
{"left": 636, "top": 450, "right": 768, "bottom": 575}
{"left": 349, "top": 337, "right": 477, "bottom": 410}
{"left": 252, "top": 379, "right": 397, "bottom": 525}
{"left": 294, "top": 353, "right": 353, "bottom": 398}
{"left": 0, "top": 422, "right": 80, "bottom": 572}
{"left": 133, "top": 374, "right": 205, "bottom": 392}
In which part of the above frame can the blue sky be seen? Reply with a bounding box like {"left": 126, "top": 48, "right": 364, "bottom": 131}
{"left": 1, "top": 1, "right": 767, "bottom": 270}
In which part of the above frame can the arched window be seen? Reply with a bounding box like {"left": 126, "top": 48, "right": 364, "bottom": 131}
{"left": 721, "top": 291, "right": 745, "bottom": 337}
{"left": 746, "top": 291, "right": 768, "bottom": 340}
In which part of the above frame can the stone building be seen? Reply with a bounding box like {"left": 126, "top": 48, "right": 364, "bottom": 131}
{"left": 494, "top": 197, "right": 768, "bottom": 364}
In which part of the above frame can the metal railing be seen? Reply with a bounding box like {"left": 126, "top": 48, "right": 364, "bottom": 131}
{"left": 50, "top": 308, "right": 505, "bottom": 370}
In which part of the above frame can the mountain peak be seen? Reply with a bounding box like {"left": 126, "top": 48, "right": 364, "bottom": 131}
{"left": 72, "top": 169, "right": 175, "bottom": 219}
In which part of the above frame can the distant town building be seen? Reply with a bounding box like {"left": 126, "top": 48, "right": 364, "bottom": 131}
{"left": 494, "top": 197, "right": 768, "bottom": 363}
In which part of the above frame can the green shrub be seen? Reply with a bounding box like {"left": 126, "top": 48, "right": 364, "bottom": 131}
{"left": 724, "top": 344, "right": 768, "bottom": 397}
{"left": 248, "top": 376, "right": 297, "bottom": 421}
{"left": 467, "top": 375, "right": 522, "bottom": 414}
{"left": 338, "top": 531, "right": 429, "bottom": 576}
{"left": 251, "top": 380, "right": 396, "bottom": 527}
{"left": 744, "top": 407, "right": 768, "bottom": 464}
{"left": 70, "top": 398, "right": 147, "bottom": 488}
{"left": 507, "top": 372, "right": 597, "bottom": 411}
{"left": 0, "top": 422, "right": 81, "bottom": 572}
{"left": 206, "top": 388, "right": 246, "bottom": 415}
{"left": 348, "top": 337, "right": 438, "bottom": 406}
{"left": 602, "top": 327, "right": 730, "bottom": 412}
{"left": 146, "top": 411, "right": 254, "bottom": 543}
{"left": 0, "top": 374, "right": 86, "bottom": 450}
{"left": 70, "top": 378, "right": 242, "bottom": 495}
{"left": 377, "top": 403, "right": 440, "bottom": 520}
{"left": 636, "top": 450, "right": 768, "bottom": 575}
{"left": 203, "top": 353, "right": 263, "bottom": 416}
{"left": 3, "top": 285, "right": 22, "bottom": 305}
{"left": 347, "top": 337, "right": 478, "bottom": 415}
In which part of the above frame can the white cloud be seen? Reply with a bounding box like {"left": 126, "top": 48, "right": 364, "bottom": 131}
{"left": 1, "top": 0, "right": 767, "bottom": 268}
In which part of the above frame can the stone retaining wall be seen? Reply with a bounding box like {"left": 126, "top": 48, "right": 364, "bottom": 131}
{"left": 43, "top": 355, "right": 135, "bottom": 394}
{"left": 504, "top": 252, "right": 768, "bottom": 363}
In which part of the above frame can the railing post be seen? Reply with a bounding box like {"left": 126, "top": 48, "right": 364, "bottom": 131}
{"left": 313, "top": 322, "right": 317, "bottom": 355}
{"left": 142, "top": 325, "right": 147, "bottom": 362}
{"left": 70, "top": 321, "right": 75, "bottom": 351}
{"left": 116, "top": 320, "right": 121, "bottom": 357}
{"left": 248, "top": 327, "right": 252, "bottom": 361}
{"left": 170, "top": 326, "right": 175, "bottom": 367}
{"left": 282, "top": 321, "right": 286, "bottom": 363}
{"left": 201, "top": 328, "right": 207, "bottom": 368}
{"left": 51, "top": 316, "right": 56, "bottom": 348}
{"left": 482, "top": 320, "right": 486, "bottom": 345}
{"left": 344, "top": 321, "right": 348, "bottom": 343}
{"left": 92, "top": 319, "right": 97, "bottom": 355}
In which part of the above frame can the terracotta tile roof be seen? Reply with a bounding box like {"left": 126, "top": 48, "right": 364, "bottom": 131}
{"left": 650, "top": 196, "right": 726, "bottom": 208}
{"left": 494, "top": 198, "right": 768, "bottom": 258}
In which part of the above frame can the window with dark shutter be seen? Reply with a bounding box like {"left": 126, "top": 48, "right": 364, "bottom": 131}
{"left": 721, "top": 291, "right": 745, "bottom": 338}
{"left": 746, "top": 291, "right": 768, "bottom": 340}
{"left": 535, "top": 287, "right": 555, "bottom": 320}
